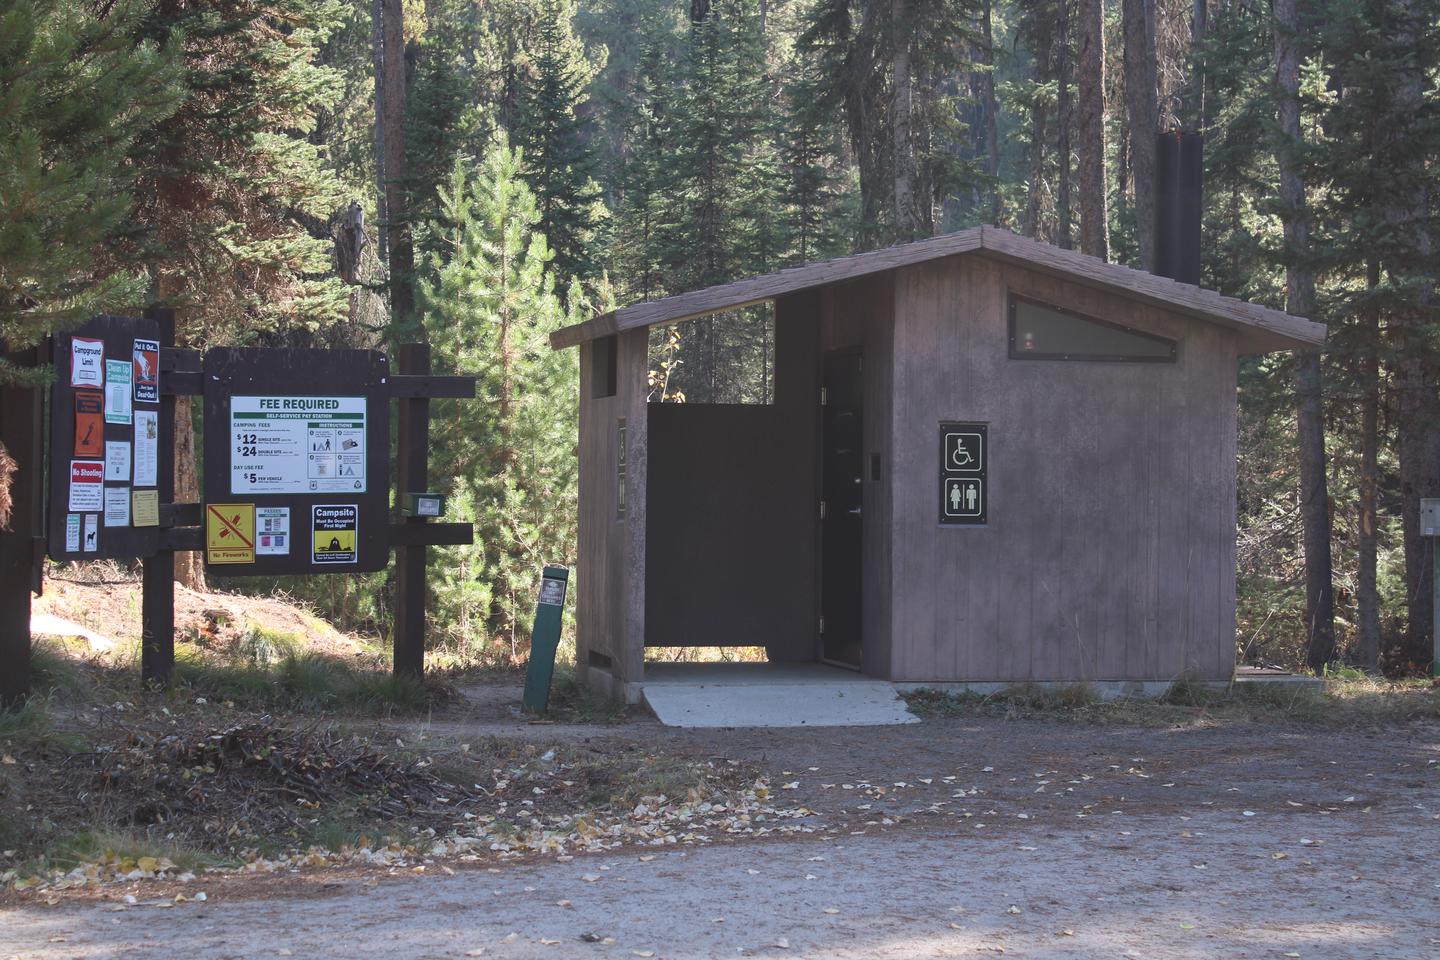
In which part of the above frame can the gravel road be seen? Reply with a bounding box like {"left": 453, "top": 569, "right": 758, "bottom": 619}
{"left": 3, "top": 808, "right": 1437, "bottom": 960}
{"left": 4, "top": 708, "right": 1438, "bottom": 959}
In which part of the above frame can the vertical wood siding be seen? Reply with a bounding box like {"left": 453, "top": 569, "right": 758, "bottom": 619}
{"left": 576, "top": 329, "right": 650, "bottom": 685}
{"left": 888, "top": 257, "right": 1238, "bottom": 681}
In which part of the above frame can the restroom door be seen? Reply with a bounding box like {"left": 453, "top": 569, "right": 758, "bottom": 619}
{"left": 820, "top": 349, "right": 863, "bottom": 668}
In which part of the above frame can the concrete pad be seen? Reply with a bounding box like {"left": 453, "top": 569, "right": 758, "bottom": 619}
{"left": 641, "top": 674, "right": 919, "bottom": 728}
{"left": 30, "top": 613, "right": 116, "bottom": 652}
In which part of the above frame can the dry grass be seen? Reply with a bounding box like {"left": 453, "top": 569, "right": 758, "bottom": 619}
{"left": 902, "top": 675, "right": 1440, "bottom": 727}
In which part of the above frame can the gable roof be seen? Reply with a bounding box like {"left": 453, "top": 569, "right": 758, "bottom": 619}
{"left": 550, "top": 226, "right": 1325, "bottom": 353}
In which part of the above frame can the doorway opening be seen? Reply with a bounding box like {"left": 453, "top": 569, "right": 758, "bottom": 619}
{"left": 820, "top": 348, "right": 863, "bottom": 668}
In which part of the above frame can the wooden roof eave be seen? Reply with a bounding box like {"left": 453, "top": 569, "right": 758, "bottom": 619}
{"left": 549, "top": 229, "right": 985, "bottom": 350}
{"left": 971, "top": 228, "right": 1325, "bottom": 354}
{"left": 550, "top": 226, "right": 1325, "bottom": 354}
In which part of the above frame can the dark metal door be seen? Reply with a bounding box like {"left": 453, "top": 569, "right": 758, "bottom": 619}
{"left": 820, "top": 349, "right": 863, "bottom": 668}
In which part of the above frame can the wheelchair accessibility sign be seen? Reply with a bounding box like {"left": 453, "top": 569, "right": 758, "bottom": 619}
{"left": 939, "top": 422, "right": 987, "bottom": 526}
{"left": 312, "top": 503, "right": 358, "bottom": 564}
{"left": 944, "top": 431, "right": 984, "bottom": 472}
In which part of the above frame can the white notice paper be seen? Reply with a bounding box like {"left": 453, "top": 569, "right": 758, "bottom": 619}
{"left": 105, "top": 441, "right": 131, "bottom": 482}
{"left": 83, "top": 514, "right": 98, "bottom": 552}
{"left": 132, "top": 410, "right": 158, "bottom": 486}
{"left": 104, "top": 486, "right": 130, "bottom": 527}
{"left": 105, "top": 360, "right": 132, "bottom": 424}
{"left": 71, "top": 337, "right": 104, "bottom": 387}
{"left": 65, "top": 515, "right": 81, "bottom": 552}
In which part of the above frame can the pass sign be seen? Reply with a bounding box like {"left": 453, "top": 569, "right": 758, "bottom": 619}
{"left": 940, "top": 422, "right": 987, "bottom": 525}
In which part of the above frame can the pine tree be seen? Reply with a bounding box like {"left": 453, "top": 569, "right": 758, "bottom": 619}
{"left": 660, "top": 0, "right": 781, "bottom": 402}
{"left": 1273, "top": 0, "right": 1335, "bottom": 670}
{"left": 612, "top": 25, "right": 674, "bottom": 303}
{"left": 421, "top": 139, "right": 579, "bottom": 655}
{"left": 122, "top": 0, "right": 356, "bottom": 590}
{"left": 779, "top": 52, "right": 854, "bottom": 263}
{"left": 125, "top": 0, "right": 354, "bottom": 338}
{"left": 0, "top": 0, "right": 180, "bottom": 384}
{"left": 513, "top": 0, "right": 606, "bottom": 282}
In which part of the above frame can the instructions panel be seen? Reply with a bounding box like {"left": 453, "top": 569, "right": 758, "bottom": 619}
{"left": 230, "top": 396, "right": 367, "bottom": 495}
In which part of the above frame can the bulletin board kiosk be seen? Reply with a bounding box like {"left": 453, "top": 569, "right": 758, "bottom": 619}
{"left": 34, "top": 315, "right": 474, "bottom": 689}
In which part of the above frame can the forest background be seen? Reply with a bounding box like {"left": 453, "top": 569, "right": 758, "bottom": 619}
{"left": 2, "top": 0, "right": 1437, "bottom": 675}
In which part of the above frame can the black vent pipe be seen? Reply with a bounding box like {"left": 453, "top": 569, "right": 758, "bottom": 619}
{"left": 1154, "top": 131, "right": 1203, "bottom": 286}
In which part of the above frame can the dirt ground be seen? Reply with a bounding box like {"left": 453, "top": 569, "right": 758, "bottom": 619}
{"left": 4, "top": 700, "right": 1438, "bottom": 959}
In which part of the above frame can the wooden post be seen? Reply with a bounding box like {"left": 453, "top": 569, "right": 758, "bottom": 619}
{"left": 393, "top": 342, "right": 430, "bottom": 679}
{"left": 0, "top": 343, "right": 42, "bottom": 709}
{"left": 141, "top": 308, "right": 177, "bottom": 685}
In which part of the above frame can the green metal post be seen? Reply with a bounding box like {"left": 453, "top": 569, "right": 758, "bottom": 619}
{"left": 522, "top": 566, "right": 569, "bottom": 713}
{"left": 1433, "top": 543, "right": 1439, "bottom": 678}
{"left": 1423, "top": 499, "right": 1440, "bottom": 678}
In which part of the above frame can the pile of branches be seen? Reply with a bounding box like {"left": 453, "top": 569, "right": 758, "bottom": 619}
{"left": 63, "top": 719, "right": 478, "bottom": 847}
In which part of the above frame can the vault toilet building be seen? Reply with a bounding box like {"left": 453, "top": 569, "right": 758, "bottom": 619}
{"left": 551, "top": 227, "right": 1325, "bottom": 702}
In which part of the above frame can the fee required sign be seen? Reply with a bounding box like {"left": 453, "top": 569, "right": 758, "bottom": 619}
{"left": 202, "top": 348, "right": 390, "bottom": 575}
{"left": 230, "top": 395, "right": 368, "bottom": 495}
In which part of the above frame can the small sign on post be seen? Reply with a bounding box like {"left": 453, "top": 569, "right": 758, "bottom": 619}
{"left": 522, "top": 566, "right": 570, "bottom": 714}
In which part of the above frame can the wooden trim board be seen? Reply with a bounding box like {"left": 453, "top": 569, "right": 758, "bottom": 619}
{"left": 550, "top": 226, "right": 1324, "bottom": 353}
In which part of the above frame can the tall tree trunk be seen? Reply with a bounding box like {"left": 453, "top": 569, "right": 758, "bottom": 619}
{"left": 1184, "top": 0, "right": 1207, "bottom": 129}
{"left": 155, "top": 275, "right": 204, "bottom": 591}
{"left": 891, "top": 0, "right": 922, "bottom": 241}
{"left": 371, "top": 0, "right": 388, "bottom": 262}
{"left": 1391, "top": 0, "right": 1439, "bottom": 671}
{"left": 173, "top": 393, "right": 205, "bottom": 591}
{"left": 1023, "top": 15, "right": 1053, "bottom": 239}
{"left": 1077, "top": 0, "right": 1108, "bottom": 259}
{"left": 843, "top": 6, "right": 885, "bottom": 249}
{"left": 1056, "top": 0, "right": 1073, "bottom": 248}
{"left": 1274, "top": 0, "right": 1334, "bottom": 671}
{"left": 1023, "top": 101, "right": 1049, "bottom": 237}
{"left": 981, "top": 0, "right": 1000, "bottom": 225}
{"left": 1358, "top": 257, "right": 1381, "bottom": 669}
{"left": 1122, "top": 0, "right": 1158, "bottom": 270}
{"left": 382, "top": 0, "right": 416, "bottom": 328}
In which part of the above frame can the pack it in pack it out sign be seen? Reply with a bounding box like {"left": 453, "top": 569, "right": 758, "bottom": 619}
{"left": 230, "top": 396, "right": 367, "bottom": 494}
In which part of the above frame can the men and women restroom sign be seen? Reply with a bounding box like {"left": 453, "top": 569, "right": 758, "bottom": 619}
{"left": 940, "top": 422, "right": 987, "bottom": 525}
{"left": 62, "top": 331, "right": 162, "bottom": 555}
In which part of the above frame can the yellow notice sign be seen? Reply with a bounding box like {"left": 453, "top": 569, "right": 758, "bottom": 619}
{"left": 206, "top": 502, "right": 255, "bottom": 564}
{"left": 131, "top": 489, "right": 160, "bottom": 527}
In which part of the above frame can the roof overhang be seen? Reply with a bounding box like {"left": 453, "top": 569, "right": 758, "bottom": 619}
{"left": 551, "top": 226, "right": 1325, "bottom": 355}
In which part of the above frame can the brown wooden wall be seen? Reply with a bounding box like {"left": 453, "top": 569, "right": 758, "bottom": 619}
{"left": 886, "top": 255, "right": 1239, "bottom": 682}
{"left": 576, "top": 327, "right": 649, "bottom": 687}
{"left": 642, "top": 295, "right": 820, "bottom": 658}
{"left": 819, "top": 275, "right": 896, "bottom": 678}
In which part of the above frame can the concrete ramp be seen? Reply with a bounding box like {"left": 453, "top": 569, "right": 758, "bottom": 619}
{"left": 640, "top": 664, "right": 919, "bottom": 728}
